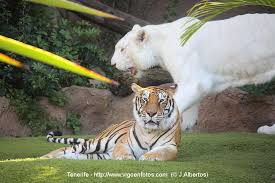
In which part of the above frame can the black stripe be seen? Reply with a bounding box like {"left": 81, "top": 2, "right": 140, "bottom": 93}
{"left": 80, "top": 141, "right": 88, "bottom": 153}
{"left": 103, "top": 132, "right": 127, "bottom": 153}
{"left": 128, "top": 141, "right": 137, "bottom": 160}
{"left": 64, "top": 138, "right": 68, "bottom": 144}
{"left": 149, "top": 128, "right": 172, "bottom": 150}
{"left": 57, "top": 138, "right": 61, "bottom": 143}
{"left": 135, "top": 97, "right": 138, "bottom": 110}
{"left": 92, "top": 138, "right": 101, "bottom": 153}
{"left": 97, "top": 153, "right": 102, "bottom": 159}
{"left": 160, "top": 136, "right": 174, "bottom": 146}
{"left": 102, "top": 121, "right": 130, "bottom": 138}
{"left": 114, "top": 132, "right": 127, "bottom": 144}
{"left": 168, "top": 100, "right": 175, "bottom": 117}
{"left": 133, "top": 125, "right": 147, "bottom": 150}
{"left": 109, "top": 125, "right": 132, "bottom": 140}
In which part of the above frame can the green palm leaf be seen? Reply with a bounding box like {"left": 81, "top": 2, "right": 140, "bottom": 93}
{"left": 181, "top": 0, "right": 275, "bottom": 45}
{"left": 26, "top": 0, "right": 124, "bottom": 20}
{"left": 0, "top": 53, "right": 29, "bottom": 70}
{"left": 0, "top": 35, "right": 119, "bottom": 86}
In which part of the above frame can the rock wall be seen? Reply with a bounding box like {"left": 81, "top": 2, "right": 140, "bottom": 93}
{"left": 1, "top": 86, "right": 275, "bottom": 136}
{"left": 0, "top": 97, "right": 31, "bottom": 137}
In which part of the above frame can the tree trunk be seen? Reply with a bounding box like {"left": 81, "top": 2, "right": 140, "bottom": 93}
{"left": 72, "top": 0, "right": 150, "bottom": 34}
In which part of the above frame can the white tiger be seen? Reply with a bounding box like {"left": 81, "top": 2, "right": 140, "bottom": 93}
{"left": 111, "top": 14, "right": 275, "bottom": 132}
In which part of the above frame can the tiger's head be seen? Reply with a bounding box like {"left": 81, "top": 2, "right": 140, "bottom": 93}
{"left": 131, "top": 83, "right": 179, "bottom": 131}
{"left": 111, "top": 25, "right": 163, "bottom": 78}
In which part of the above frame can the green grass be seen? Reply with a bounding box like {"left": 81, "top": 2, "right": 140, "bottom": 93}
{"left": 0, "top": 133, "right": 274, "bottom": 183}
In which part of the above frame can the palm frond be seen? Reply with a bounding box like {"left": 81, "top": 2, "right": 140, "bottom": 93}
{"left": 0, "top": 53, "right": 29, "bottom": 70}
{"left": 181, "top": 0, "right": 275, "bottom": 45}
{"left": 26, "top": 0, "right": 124, "bottom": 20}
{"left": 0, "top": 35, "right": 119, "bottom": 86}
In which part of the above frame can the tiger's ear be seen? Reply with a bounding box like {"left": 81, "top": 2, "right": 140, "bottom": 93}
{"left": 131, "top": 83, "right": 143, "bottom": 93}
{"left": 132, "top": 24, "right": 141, "bottom": 30}
{"left": 166, "top": 83, "right": 178, "bottom": 95}
{"left": 136, "top": 29, "right": 147, "bottom": 43}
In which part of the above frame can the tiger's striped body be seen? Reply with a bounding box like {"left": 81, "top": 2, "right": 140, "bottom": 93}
{"left": 42, "top": 84, "right": 181, "bottom": 161}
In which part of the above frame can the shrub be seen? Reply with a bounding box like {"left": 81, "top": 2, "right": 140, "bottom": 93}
{"left": 0, "top": 0, "right": 115, "bottom": 135}
{"left": 66, "top": 113, "right": 81, "bottom": 135}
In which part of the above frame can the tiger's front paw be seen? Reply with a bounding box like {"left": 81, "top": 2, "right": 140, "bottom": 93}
{"left": 115, "top": 154, "right": 136, "bottom": 160}
{"left": 139, "top": 154, "right": 161, "bottom": 161}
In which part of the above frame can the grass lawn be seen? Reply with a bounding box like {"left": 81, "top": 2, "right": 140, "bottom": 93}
{"left": 0, "top": 133, "right": 274, "bottom": 183}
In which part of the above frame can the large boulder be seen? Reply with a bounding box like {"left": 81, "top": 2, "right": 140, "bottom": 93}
{"left": 0, "top": 97, "right": 31, "bottom": 137}
{"left": 62, "top": 86, "right": 133, "bottom": 134}
{"left": 194, "top": 88, "right": 275, "bottom": 132}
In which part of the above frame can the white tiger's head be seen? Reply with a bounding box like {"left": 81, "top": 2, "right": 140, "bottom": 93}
{"left": 111, "top": 25, "right": 161, "bottom": 78}
{"left": 131, "top": 83, "right": 178, "bottom": 131}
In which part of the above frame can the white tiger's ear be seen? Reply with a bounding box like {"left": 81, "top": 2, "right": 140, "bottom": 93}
{"left": 136, "top": 29, "right": 147, "bottom": 43}
{"left": 132, "top": 24, "right": 141, "bottom": 30}
{"left": 131, "top": 83, "right": 142, "bottom": 93}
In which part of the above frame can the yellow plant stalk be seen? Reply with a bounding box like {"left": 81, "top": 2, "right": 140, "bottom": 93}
{"left": 0, "top": 53, "right": 29, "bottom": 70}
{"left": 0, "top": 35, "right": 119, "bottom": 86}
{"left": 26, "top": 0, "right": 124, "bottom": 20}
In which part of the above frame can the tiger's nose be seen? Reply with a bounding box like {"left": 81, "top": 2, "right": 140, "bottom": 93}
{"left": 147, "top": 111, "right": 157, "bottom": 117}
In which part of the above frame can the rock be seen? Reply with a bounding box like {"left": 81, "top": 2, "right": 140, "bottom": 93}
{"left": 62, "top": 86, "right": 133, "bottom": 134}
{"left": 38, "top": 97, "right": 72, "bottom": 135}
{"left": 0, "top": 97, "right": 31, "bottom": 137}
{"left": 110, "top": 68, "right": 173, "bottom": 97}
{"left": 194, "top": 88, "right": 275, "bottom": 133}
{"left": 139, "top": 68, "right": 173, "bottom": 87}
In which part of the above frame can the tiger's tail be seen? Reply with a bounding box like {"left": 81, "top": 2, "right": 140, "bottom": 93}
{"left": 46, "top": 131, "right": 87, "bottom": 145}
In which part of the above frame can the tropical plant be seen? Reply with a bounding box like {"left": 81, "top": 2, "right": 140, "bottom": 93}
{"left": 0, "top": 0, "right": 120, "bottom": 135}
{"left": 181, "top": 0, "right": 275, "bottom": 44}
{"left": 0, "top": 0, "right": 122, "bottom": 86}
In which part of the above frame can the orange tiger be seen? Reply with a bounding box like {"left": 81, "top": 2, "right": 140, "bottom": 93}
{"left": 41, "top": 83, "right": 181, "bottom": 161}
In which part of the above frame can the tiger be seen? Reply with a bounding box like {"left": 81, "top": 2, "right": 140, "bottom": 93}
{"left": 41, "top": 83, "right": 181, "bottom": 161}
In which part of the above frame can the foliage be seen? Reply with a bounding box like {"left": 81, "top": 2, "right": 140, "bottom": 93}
{"left": 8, "top": 89, "right": 61, "bottom": 136}
{"left": 181, "top": 0, "right": 275, "bottom": 44}
{"left": 240, "top": 79, "right": 275, "bottom": 96}
{"left": 0, "top": 133, "right": 275, "bottom": 182}
{"left": 66, "top": 112, "right": 81, "bottom": 134}
{"left": 48, "top": 91, "right": 69, "bottom": 107}
{"left": 0, "top": 0, "right": 115, "bottom": 135}
{"left": 163, "top": 0, "right": 178, "bottom": 22}
{"left": 27, "top": 0, "right": 123, "bottom": 20}
{"left": 0, "top": 0, "right": 121, "bottom": 85}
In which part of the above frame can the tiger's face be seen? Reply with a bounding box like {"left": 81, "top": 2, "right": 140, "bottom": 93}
{"left": 131, "top": 83, "right": 178, "bottom": 131}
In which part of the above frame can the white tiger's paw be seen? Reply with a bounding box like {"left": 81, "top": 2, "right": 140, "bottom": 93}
{"left": 139, "top": 155, "right": 161, "bottom": 161}
{"left": 115, "top": 155, "right": 136, "bottom": 160}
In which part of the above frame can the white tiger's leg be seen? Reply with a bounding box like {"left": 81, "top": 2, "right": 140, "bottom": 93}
{"left": 181, "top": 102, "right": 199, "bottom": 131}
{"left": 257, "top": 124, "right": 275, "bottom": 135}
{"left": 174, "top": 82, "right": 204, "bottom": 130}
